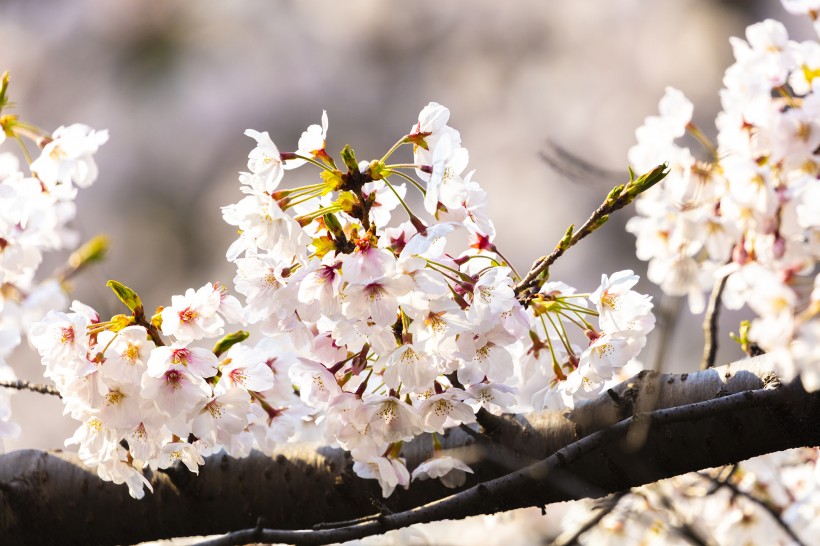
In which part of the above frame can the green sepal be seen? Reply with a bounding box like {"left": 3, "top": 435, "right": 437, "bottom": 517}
{"left": 529, "top": 294, "right": 561, "bottom": 316}
{"left": 592, "top": 214, "right": 609, "bottom": 230}
{"left": 150, "top": 310, "right": 163, "bottom": 331}
{"left": 368, "top": 160, "right": 389, "bottom": 180}
{"left": 605, "top": 184, "right": 624, "bottom": 204}
{"left": 403, "top": 132, "right": 431, "bottom": 150}
{"left": 320, "top": 169, "right": 344, "bottom": 192}
{"left": 109, "top": 314, "right": 136, "bottom": 332}
{"left": 729, "top": 320, "right": 752, "bottom": 354}
{"left": 336, "top": 191, "right": 359, "bottom": 215}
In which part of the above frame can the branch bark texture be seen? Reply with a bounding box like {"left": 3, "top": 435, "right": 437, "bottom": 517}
{"left": 0, "top": 354, "right": 817, "bottom": 545}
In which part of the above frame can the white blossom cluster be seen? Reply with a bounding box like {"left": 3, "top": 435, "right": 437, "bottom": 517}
{"left": 628, "top": 15, "right": 820, "bottom": 390}
{"left": 0, "top": 99, "right": 108, "bottom": 452}
{"left": 216, "top": 103, "right": 656, "bottom": 497}
{"left": 29, "top": 103, "right": 656, "bottom": 499}
{"left": 29, "top": 282, "right": 316, "bottom": 498}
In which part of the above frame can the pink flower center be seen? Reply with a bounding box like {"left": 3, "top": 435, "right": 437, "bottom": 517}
{"left": 165, "top": 369, "right": 182, "bottom": 390}
{"left": 60, "top": 326, "right": 75, "bottom": 344}
{"left": 229, "top": 368, "right": 247, "bottom": 386}
{"left": 179, "top": 307, "right": 197, "bottom": 324}
{"left": 171, "top": 348, "right": 191, "bottom": 365}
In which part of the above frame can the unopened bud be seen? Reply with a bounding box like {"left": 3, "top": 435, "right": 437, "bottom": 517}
{"left": 0, "top": 71, "right": 9, "bottom": 108}
{"left": 340, "top": 145, "right": 359, "bottom": 173}
{"left": 558, "top": 225, "right": 574, "bottom": 251}
{"left": 68, "top": 235, "right": 109, "bottom": 270}
{"left": 106, "top": 280, "right": 144, "bottom": 317}
{"left": 772, "top": 234, "right": 786, "bottom": 259}
{"left": 732, "top": 240, "right": 749, "bottom": 265}
{"left": 584, "top": 329, "right": 600, "bottom": 342}
{"left": 213, "top": 330, "right": 250, "bottom": 358}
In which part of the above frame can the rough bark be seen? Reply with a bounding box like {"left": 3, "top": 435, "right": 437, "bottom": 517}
{"left": 0, "top": 354, "right": 817, "bottom": 546}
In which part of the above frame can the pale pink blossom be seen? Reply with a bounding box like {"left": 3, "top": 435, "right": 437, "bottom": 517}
{"left": 411, "top": 456, "right": 473, "bottom": 488}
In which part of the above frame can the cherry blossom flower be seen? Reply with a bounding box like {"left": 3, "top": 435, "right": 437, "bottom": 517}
{"left": 96, "top": 447, "right": 153, "bottom": 500}
{"left": 191, "top": 387, "right": 251, "bottom": 446}
{"left": 283, "top": 111, "right": 329, "bottom": 170}
{"left": 381, "top": 343, "right": 440, "bottom": 392}
{"left": 155, "top": 441, "right": 204, "bottom": 474}
{"left": 216, "top": 344, "right": 275, "bottom": 393}
{"left": 160, "top": 283, "right": 225, "bottom": 341}
{"left": 352, "top": 453, "right": 410, "bottom": 497}
{"left": 243, "top": 129, "right": 284, "bottom": 193}
{"left": 411, "top": 455, "right": 474, "bottom": 488}
{"left": 411, "top": 102, "right": 461, "bottom": 180}
{"left": 465, "top": 382, "right": 517, "bottom": 413}
{"left": 418, "top": 389, "right": 476, "bottom": 434}
{"left": 141, "top": 364, "right": 211, "bottom": 417}
{"left": 96, "top": 326, "right": 152, "bottom": 385}
{"left": 30, "top": 123, "right": 108, "bottom": 190}
{"left": 365, "top": 395, "right": 424, "bottom": 444}
{"left": 289, "top": 358, "right": 342, "bottom": 406}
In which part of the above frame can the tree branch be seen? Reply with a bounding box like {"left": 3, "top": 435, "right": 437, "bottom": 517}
{"left": 701, "top": 264, "right": 729, "bottom": 370}
{"left": 514, "top": 164, "right": 668, "bottom": 299}
{"left": 0, "top": 354, "right": 816, "bottom": 546}
{"left": 199, "top": 383, "right": 801, "bottom": 546}
{"left": 0, "top": 379, "right": 61, "bottom": 397}
{"left": 548, "top": 491, "right": 627, "bottom": 546}
{"left": 702, "top": 472, "right": 807, "bottom": 546}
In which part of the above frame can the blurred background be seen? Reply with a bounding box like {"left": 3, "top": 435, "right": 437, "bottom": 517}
{"left": 0, "top": 0, "right": 814, "bottom": 541}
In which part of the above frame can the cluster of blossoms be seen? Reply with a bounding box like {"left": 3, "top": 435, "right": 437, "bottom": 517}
{"left": 628, "top": 14, "right": 820, "bottom": 389}
{"left": 29, "top": 102, "right": 657, "bottom": 498}
{"left": 216, "top": 102, "right": 656, "bottom": 496}
{"left": 561, "top": 447, "right": 819, "bottom": 545}
{"left": 0, "top": 72, "right": 108, "bottom": 451}
{"left": 548, "top": 7, "right": 820, "bottom": 544}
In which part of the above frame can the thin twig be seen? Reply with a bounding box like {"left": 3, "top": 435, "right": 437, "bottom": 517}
{"left": 704, "top": 473, "right": 807, "bottom": 546}
{"left": 701, "top": 271, "right": 729, "bottom": 370}
{"left": 312, "top": 514, "right": 381, "bottom": 531}
{"left": 513, "top": 204, "right": 610, "bottom": 300}
{"left": 195, "top": 385, "right": 786, "bottom": 546}
{"left": 0, "top": 379, "right": 61, "bottom": 397}
{"left": 653, "top": 489, "right": 711, "bottom": 546}
{"left": 514, "top": 164, "right": 668, "bottom": 300}
{"left": 135, "top": 314, "right": 165, "bottom": 347}
{"left": 549, "top": 491, "right": 628, "bottom": 546}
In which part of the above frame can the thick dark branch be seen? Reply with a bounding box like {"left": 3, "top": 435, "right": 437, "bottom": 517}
{"left": 0, "top": 355, "right": 817, "bottom": 546}
{"left": 201, "top": 384, "right": 800, "bottom": 546}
